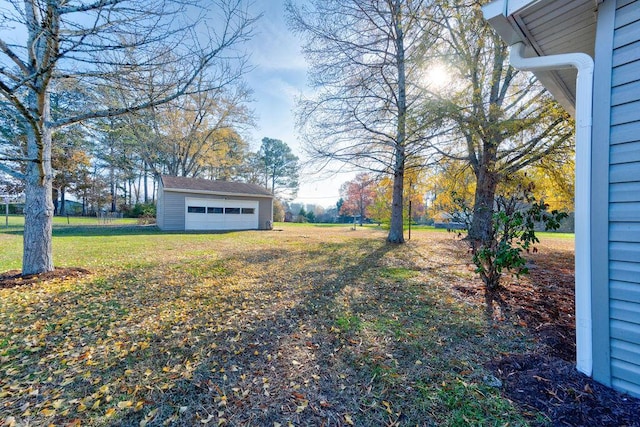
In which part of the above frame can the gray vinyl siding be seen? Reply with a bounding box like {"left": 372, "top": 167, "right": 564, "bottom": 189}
{"left": 257, "top": 198, "right": 273, "bottom": 229}
{"left": 160, "top": 191, "right": 187, "bottom": 231}
{"left": 156, "top": 183, "right": 164, "bottom": 229}
{"left": 607, "top": 0, "right": 640, "bottom": 397}
{"left": 591, "top": 0, "right": 615, "bottom": 387}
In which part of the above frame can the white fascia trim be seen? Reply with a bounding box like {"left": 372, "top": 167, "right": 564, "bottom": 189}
{"left": 482, "top": 0, "right": 540, "bottom": 45}
{"left": 483, "top": 0, "right": 524, "bottom": 45}
{"left": 510, "top": 42, "right": 594, "bottom": 376}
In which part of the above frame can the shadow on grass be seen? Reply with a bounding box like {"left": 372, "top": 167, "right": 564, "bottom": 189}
{"left": 0, "top": 235, "right": 525, "bottom": 427}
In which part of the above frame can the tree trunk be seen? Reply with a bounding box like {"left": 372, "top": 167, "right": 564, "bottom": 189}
{"left": 110, "top": 160, "right": 116, "bottom": 212}
{"left": 271, "top": 169, "right": 276, "bottom": 196}
{"left": 144, "top": 165, "right": 149, "bottom": 203}
{"left": 469, "top": 166, "right": 498, "bottom": 248}
{"left": 388, "top": 163, "right": 405, "bottom": 243}
{"left": 23, "top": 98, "right": 54, "bottom": 275}
{"left": 387, "top": 1, "right": 406, "bottom": 244}
{"left": 60, "top": 187, "right": 66, "bottom": 216}
{"left": 52, "top": 188, "right": 59, "bottom": 216}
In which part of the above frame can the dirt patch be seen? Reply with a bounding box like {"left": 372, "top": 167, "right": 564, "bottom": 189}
{"left": 0, "top": 267, "right": 91, "bottom": 289}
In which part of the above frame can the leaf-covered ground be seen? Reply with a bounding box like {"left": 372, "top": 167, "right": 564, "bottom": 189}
{"left": 1, "top": 224, "right": 638, "bottom": 426}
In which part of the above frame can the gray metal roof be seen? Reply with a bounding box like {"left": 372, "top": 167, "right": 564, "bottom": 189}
{"left": 161, "top": 176, "right": 273, "bottom": 198}
{"left": 483, "top": 0, "right": 602, "bottom": 115}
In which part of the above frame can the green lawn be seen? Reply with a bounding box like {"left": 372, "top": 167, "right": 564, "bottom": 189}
{"left": 0, "top": 223, "right": 570, "bottom": 426}
{"left": 0, "top": 214, "right": 139, "bottom": 228}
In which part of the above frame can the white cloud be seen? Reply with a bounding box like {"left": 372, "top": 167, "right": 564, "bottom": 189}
{"left": 249, "top": 0, "right": 308, "bottom": 72}
{"left": 244, "top": 1, "right": 356, "bottom": 206}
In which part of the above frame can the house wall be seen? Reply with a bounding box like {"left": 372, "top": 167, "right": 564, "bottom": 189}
{"left": 158, "top": 190, "right": 273, "bottom": 231}
{"left": 593, "top": 0, "right": 640, "bottom": 397}
{"left": 591, "top": 0, "right": 615, "bottom": 390}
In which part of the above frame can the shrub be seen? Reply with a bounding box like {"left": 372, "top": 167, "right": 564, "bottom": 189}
{"left": 453, "top": 185, "right": 568, "bottom": 319}
{"left": 127, "top": 202, "right": 156, "bottom": 219}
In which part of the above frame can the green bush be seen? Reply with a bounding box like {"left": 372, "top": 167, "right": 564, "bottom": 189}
{"left": 454, "top": 184, "right": 568, "bottom": 319}
{"left": 127, "top": 202, "right": 156, "bottom": 218}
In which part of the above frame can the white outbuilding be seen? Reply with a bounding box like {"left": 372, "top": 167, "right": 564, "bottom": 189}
{"left": 157, "top": 175, "right": 274, "bottom": 231}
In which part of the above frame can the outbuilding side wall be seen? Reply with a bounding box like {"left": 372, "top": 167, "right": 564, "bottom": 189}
{"left": 156, "top": 181, "right": 165, "bottom": 229}
{"left": 159, "top": 191, "right": 187, "bottom": 231}
{"left": 257, "top": 198, "right": 273, "bottom": 229}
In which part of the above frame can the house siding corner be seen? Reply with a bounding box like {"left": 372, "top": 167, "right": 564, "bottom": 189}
{"left": 591, "top": 0, "right": 616, "bottom": 388}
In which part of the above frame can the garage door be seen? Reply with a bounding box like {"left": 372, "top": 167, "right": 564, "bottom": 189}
{"left": 185, "top": 198, "right": 259, "bottom": 230}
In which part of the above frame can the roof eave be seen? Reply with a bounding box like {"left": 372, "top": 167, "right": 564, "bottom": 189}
{"left": 482, "top": 0, "right": 580, "bottom": 115}
{"left": 163, "top": 188, "right": 274, "bottom": 199}
{"left": 483, "top": 0, "right": 528, "bottom": 45}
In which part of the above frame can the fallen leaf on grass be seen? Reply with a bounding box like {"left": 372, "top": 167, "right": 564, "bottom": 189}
{"left": 295, "top": 400, "right": 308, "bottom": 413}
{"left": 200, "top": 413, "right": 215, "bottom": 424}
{"left": 118, "top": 400, "right": 133, "bottom": 409}
{"left": 40, "top": 408, "right": 56, "bottom": 417}
{"left": 140, "top": 408, "right": 159, "bottom": 427}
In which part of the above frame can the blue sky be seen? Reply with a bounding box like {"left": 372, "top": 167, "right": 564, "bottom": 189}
{"left": 245, "top": 1, "right": 352, "bottom": 207}
{"left": 0, "top": 0, "right": 345, "bottom": 207}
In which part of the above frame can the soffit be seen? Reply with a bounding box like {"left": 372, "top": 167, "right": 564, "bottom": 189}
{"left": 484, "top": 0, "right": 601, "bottom": 115}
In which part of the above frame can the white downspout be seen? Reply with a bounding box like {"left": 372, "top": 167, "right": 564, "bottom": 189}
{"left": 509, "top": 42, "right": 594, "bottom": 376}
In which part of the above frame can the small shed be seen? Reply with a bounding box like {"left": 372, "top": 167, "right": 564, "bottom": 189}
{"left": 157, "top": 176, "right": 274, "bottom": 231}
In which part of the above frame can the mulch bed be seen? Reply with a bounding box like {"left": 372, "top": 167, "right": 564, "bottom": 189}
{"left": 484, "top": 246, "right": 640, "bottom": 426}
{"left": 0, "top": 267, "right": 91, "bottom": 289}
{"left": 488, "top": 354, "right": 640, "bottom": 427}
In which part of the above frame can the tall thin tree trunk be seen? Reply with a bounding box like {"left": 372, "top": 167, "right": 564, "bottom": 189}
{"left": 52, "top": 188, "right": 59, "bottom": 216}
{"left": 271, "top": 170, "right": 276, "bottom": 195}
{"left": 110, "top": 149, "right": 116, "bottom": 212}
{"left": 136, "top": 173, "right": 142, "bottom": 204}
{"left": 23, "top": 94, "right": 54, "bottom": 275}
{"left": 144, "top": 164, "right": 149, "bottom": 203}
{"left": 387, "top": 0, "right": 406, "bottom": 244}
{"left": 60, "top": 187, "right": 66, "bottom": 216}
